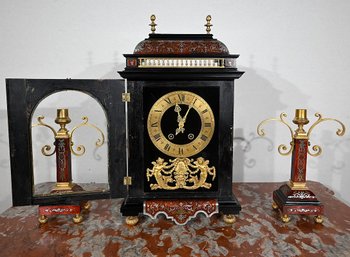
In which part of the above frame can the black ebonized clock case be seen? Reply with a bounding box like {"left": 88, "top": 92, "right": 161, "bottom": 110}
{"left": 119, "top": 33, "right": 244, "bottom": 216}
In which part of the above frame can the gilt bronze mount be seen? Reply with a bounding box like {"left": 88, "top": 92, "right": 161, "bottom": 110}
{"left": 146, "top": 157, "right": 216, "bottom": 190}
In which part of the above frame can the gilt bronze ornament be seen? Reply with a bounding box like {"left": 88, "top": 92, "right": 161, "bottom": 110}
{"left": 146, "top": 157, "right": 216, "bottom": 190}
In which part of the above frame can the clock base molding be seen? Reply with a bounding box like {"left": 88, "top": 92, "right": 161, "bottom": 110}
{"left": 144, "top": 198, "right": 218, "bottom": 225}
{"left": 272, "top": 184, "right": 324, "bottom": 223}
{"left": 121, "top": 195, "right": 241, "bottom": 225}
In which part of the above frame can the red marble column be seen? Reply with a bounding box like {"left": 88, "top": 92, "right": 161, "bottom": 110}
{"left": 290, "top": 139, "right": 308, "bottom": 183}
{"left": 55, "top": 138, "right": 72, "bottom": 183}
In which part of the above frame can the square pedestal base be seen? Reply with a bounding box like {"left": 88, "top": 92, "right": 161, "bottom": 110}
{"left": 273, "top": 184, "right": 324, "bottom": 223}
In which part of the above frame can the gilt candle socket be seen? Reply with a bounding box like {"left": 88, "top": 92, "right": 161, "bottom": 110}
{"left": 294, "top": 109, "right": 308, "bottom": 123}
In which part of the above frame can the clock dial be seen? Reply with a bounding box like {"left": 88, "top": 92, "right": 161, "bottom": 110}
{"left": 147, "top": 90, "right": 215, "bottom": 157}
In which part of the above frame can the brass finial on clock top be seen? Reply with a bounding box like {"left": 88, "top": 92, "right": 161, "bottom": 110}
{"left": 149, "top": 14, "right": 157, "bottom": 33}
{"left": 205, "top": 15, "right": 212, "bottom": 34}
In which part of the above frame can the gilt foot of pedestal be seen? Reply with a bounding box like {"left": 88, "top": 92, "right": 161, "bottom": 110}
{"left": 272, "top": 201, "right": 279, "bottom": 210}
{"left": 126, "top": 216, "right": 139, "bottom": 226}
{"left": 281, "top": 214, "right": 291, "bottom": 223}
{"left": 314, "top": 215, "right": 323, "bottom": 224}
{"left": 82, "top": 201, "right": 91, "bottom": 211}
{"left": 72, "top": 213, "right": 83, "bottom": 224}
{"left": 38, "top": 215, "right": 48, "bottom": 224}
{"left": 223, "top": 214, "right": 236, "bottom": 224}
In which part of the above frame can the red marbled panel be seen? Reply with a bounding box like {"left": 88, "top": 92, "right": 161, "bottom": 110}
{"left": 39, "top": 205, "right": 81, "bottom": 216}
{"left": 144, "top": 199, "right": 218, "bottom": 225}
{"left": 134, "top": 40, "right": 229, "bottom": 55}
{"left": 55, "top": 138, "right": 72, "bottom": 183}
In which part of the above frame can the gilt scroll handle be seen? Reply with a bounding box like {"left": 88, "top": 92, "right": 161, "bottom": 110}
{"left": 32, "top": 116, "right": 57, "bottom": 156}
{"left": 257, "top": 113, "right": 294, "bottom": 156}
{"left": 69, "top": 116, "right": 105, "bottom": 156}
{"left": 307, "top": 113, "right": 346, "bottom": 156}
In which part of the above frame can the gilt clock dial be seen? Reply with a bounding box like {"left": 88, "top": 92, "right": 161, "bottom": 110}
{"left": 147, "top": 90, "right": 215, "bottom": 157}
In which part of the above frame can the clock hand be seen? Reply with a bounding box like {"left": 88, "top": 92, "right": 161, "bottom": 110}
{"left": 175, "top": 103, "right": 185, "bottom": 135}
{"left": 175, "top": 103, "right": 193, "bottom": 135}
{"left": 174, "top": 103, "right": 183, "bottom": 123}
{"left": 182, "top": 105, "right": 192, "bottom": 123}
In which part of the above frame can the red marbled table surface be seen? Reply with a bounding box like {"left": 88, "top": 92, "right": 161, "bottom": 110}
{"left": 0, "top": 182, "right": 349, "bottom": 257}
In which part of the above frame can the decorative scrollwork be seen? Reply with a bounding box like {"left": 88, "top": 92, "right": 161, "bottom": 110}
{"left": 308, "top": 144, "right": 322, "bottom": 157}
{"left": 32, "top": 116, "right": 57, "bottom": 156}
{"left": 70, "top": 141, "right": 86, "bottom": 156}
{"left": 146, "top": 157, "right": 216, "bottom": 190}
{"left": 278, "top": 141, "right": 294, "bottom": 156}
{"left": 32, "top": 116, "right": 57, "bottom": 137}
{"left": 41, "top": 144, "right": 56, "bottom": 156}
{"left": 257, "top": 113, "right": 294, "bottom": 156}
{"left": 69, "top": 116, "right": 105, "bottom": 156}
{"left": 307, "top": 113, "right": 346, "bottom": 137}
{"left": 307, "top": 113, "right": 345, "bottom": 157}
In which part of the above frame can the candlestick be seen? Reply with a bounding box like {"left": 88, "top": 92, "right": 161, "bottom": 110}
{"left": 257, "top": 109, "right": 345, "bottom": 223}
{"left": 32, "top": 108, "right": 105, "bottom": 223}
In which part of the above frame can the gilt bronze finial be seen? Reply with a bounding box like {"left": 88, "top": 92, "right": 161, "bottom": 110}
{"left": 149, "top": 14, "right": 157, "bottom": 34}
{"left": 205, "top": 15, "right": 212, "bottom": 34}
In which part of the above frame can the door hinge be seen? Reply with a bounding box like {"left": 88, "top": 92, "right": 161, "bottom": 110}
{"left": 122, "top": 92, "right": 130, "bottom": 102}
{"left": 123, "top": 176, "right": 132, "bottom": 186}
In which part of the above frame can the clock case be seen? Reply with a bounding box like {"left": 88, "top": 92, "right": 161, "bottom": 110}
{"left": 119, "top": 33, "right": 244, "bottom": 217}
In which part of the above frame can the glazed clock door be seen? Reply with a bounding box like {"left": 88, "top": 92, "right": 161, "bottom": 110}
{"left": 6, "top": 79, "right": 126, "bottom": 206}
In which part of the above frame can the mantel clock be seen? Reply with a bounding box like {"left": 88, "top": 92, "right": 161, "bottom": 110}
{"left": 119, "top": 15, "right": 244, "bottom": 225}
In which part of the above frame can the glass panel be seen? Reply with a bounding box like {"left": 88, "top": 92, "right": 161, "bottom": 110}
{"left": 31, "top": 90, "right": 109, "bottom": 196}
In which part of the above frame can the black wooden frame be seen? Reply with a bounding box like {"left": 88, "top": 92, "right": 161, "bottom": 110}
{"left": 6, "top": 79, "right": 126, "bottom": 206}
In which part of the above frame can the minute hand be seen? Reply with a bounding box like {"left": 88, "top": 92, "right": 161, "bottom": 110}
{"left": 182, "top": 105, "right": 192, "bottom": 123}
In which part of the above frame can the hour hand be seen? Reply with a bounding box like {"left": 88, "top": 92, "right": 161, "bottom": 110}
{"left": 174, "top": 103, "right": 182, "bottom": 120}
{"left": 174, "top": 103, "right": 185, "bottom": 135}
